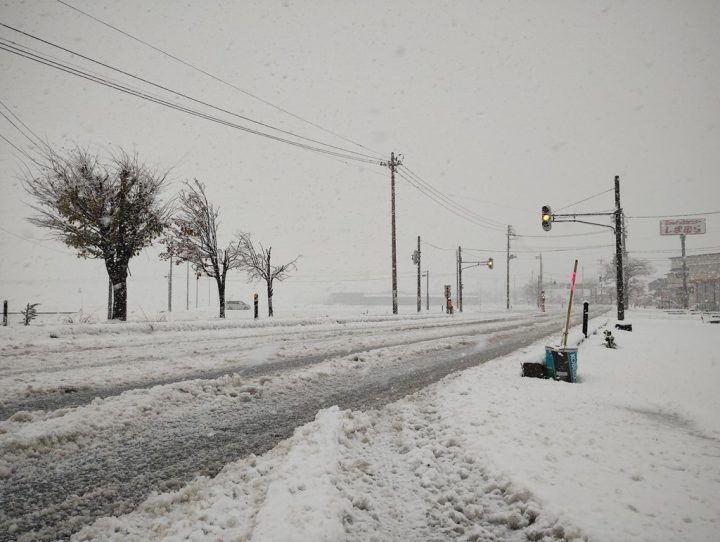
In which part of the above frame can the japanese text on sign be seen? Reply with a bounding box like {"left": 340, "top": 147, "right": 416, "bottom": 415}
{"left": 659, "top": 218, "right": 706, "bottom": 236}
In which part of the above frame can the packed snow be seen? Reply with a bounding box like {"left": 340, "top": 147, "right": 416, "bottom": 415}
{"left": 2, "top": 308, "right": 718, "bottom": 541}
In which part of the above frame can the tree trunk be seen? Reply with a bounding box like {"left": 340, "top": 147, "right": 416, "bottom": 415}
{"left": 217, "top": 277, "right": 226, "bottom": 318}
{"left": 106, "top": 260, "right": 129, "bottom": 321}
{"left": 267, "top": 280, "right": 274, "bottom": 317}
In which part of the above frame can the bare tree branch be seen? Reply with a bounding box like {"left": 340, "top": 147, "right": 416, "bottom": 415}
{"left": 238, "top": 234, "right": 299, "bottom": 317}
{"left": 160, "top": 179, "right": 244, "bottom": 318}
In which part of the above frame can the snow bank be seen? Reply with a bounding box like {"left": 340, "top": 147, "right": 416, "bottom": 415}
{"left": 438, "top": 310, "right": 720, "bottom": 541}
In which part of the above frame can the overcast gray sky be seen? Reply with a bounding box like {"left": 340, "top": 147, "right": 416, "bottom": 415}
{"left": 1, "top": 0, "right": 719, "bottom": 313}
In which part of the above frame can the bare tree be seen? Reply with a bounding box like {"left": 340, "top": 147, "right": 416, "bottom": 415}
{"left": 238, "top": 234, "right": 299, "bottom": 317}
{"left": 24, "top": 147, "right": 170, "bottom": 320}
{"left": 603, "top": 257, "right": 653, "bottom": 307}
{"left": 161, "top": 179, "right": 242, "bottom": 318}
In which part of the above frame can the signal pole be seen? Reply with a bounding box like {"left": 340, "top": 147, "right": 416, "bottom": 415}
{"left": 388, "top": 152, "right": 402, "bottom": 315}
{"left": 614, "top": 176, "right": 625, "bottom": 320}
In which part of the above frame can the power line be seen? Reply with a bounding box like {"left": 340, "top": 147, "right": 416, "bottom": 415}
{"left": 0, "top": 25, "right": 383, "bottom": 162}
{"left": 516, "top": 230, "right": 608, "bottom": 239}
{"left": 627, "top": 211, "right": 720, "bottom": 219}
{"left": 402, "top": 165, "right": 507, "bottom": 229}
{"left": 0, "top": 97, "right": 48, "bottom": 150}
{"left": 420, "top": 239, "right": 456, "bottom": 252}
{"left": 0, "top": 132, "right": 43, "bottom": 166}
{"left": 397, "top": 167, "right": 506, "bottom": 232}
{"left": 555, "top": 188, "right": 613, "bottom": 212}
{"left": 0, "top": 41, "right": 384, "bottom": 166}
{"left": 54, "top": 0, "right": 385, "bottom": 159}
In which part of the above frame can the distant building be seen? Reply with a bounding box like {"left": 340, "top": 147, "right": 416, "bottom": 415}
{"left": 652, "top": 252, "right": 720, "bottom": 310}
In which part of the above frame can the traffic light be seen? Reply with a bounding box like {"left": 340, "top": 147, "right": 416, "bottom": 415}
{"left": 487, "top": 257, "right": 494, "bottom": 269}
{"left": 542, "top": 205, "right": 552, "bottom": 231}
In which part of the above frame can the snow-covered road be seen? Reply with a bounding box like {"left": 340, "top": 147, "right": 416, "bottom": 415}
{"left": 1, "top": 308, "right": 595, "bottom": 541}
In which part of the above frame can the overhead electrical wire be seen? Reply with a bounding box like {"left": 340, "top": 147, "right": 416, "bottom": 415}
{"left": 515, "top": 230, "right": 609, "bottom": 239}
{"left": 396, "top": 170, "right": 506, "bottom": 231}
{"left": 401, "top": 165, "right": 507, "bottom": 229}
{"left": 55, "top": 0, "right": 385, "bottom": 160}
{"left": 627, "top": 211, "right": 720, "bottom": 219}
{"left": 0, "top": 24, "right": 383, "bottom": 163}
{"left": 0, "top": 40, "right": 384, "bottom": 166}
{"left": 0, "top": 132, "right": 43, "bottom": 166}
{"left": 397, "top": 166, "right": 506, "bottom": 232}
{"left": 555, "top": 187, "right": 613, "bottom": 212}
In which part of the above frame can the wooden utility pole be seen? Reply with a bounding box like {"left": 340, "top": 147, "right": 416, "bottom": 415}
{"left": 388, "top": 152, "right": 401, "bottom": 315}
{"left": 681, "top": 233, "right": 689, "bottom": 309}
{"left": 614, "top": 176, "right": 625, "bottom": 320}
{"left": 506, "top": 225, "right": 515, "bottom": 310}
{"left": 416, "top": 236, "right": 421, "bottom": 312}
{"left": 457, "top": 246, "right": 463, "bottom": 312}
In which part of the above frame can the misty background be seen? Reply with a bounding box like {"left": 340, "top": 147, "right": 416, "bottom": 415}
{"left": 1, "top": 0, "right": 719, "bottom": 315}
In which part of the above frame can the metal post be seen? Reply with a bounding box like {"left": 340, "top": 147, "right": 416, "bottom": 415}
{"left": 681, "top": 233, "right": 689, "bottom": 309}
{"left": 614, "top": 176, "right": 625, "bottom": 321}
{"left": 168, "top": 256, "right": 173, "bottom": 312}
{"left": 107, "top": 279, "right": 113, "bottom": 320}
{"left": 3, "top": 300, "right": 7, "bottom": 326}
{"left": 186, "top": 261, "right": 190, "bottom": 311}
{"left": 195, "top": 273, "right": 199, "bottom": 309}
{"left": 582, "top": 301, "right": 589, "bottom": 338}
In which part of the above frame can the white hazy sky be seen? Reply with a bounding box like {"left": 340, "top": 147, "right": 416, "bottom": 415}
{"left": 1, "top": 0, "right": 719, "bottom": 313}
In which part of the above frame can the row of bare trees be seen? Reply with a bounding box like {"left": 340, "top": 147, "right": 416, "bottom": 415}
{"left": 24, "top": 147, "right": 298, "bottom": 320}
{"left": 160, "top": 180, "right": 298, "bottom": 318}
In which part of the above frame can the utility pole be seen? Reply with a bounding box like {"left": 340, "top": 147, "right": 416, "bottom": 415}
{"left": 416, "top": 236, "right": 422, "bottom": 312}
{"left": 536, "top": 252, "right": 543, "bottom": 308}
{"left": 387, "top": 152, "right": 402, "bottom": 315}
{"left": 614, "top": 175, "right": 625, "bottom": 321}
{"left": 168, "top": 256, "right": 173, "bottom": 312}
{"left": 425, "top": 270, "right": 429, "bottom": 310}
{"left": 458, "top": 246, "right": 464, "bottom": 312}
{"left": 681, "top": 233, "right": 689, "bottom": 309}
{"left": 506, "top": 225, "right": 515, "bottom": 310}
{"left": 622, "top": 211, "right": 629, "bottom": 307}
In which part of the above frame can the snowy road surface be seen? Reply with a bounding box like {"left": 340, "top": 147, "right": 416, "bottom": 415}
{"left": 1, "top": 309, "right": 591, "bottom": 541}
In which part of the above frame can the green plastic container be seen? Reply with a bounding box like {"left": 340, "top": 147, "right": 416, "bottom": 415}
{"left": 544, "top": 346, "right": 578, "bottom": 383}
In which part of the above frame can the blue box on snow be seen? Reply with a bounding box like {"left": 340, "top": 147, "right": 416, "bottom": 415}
{"left": 544, "top": 346, "right": 578, "bottom": 383}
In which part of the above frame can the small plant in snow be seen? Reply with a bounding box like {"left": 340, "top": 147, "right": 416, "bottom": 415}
{"left": 63, "top": 310, "right": 96, "bottom": 324}
{"left": 20, "top": 303, "right": 39, "bottom": 326}
{"left": 603, "top": 330, "right": 616, "bottom": 349}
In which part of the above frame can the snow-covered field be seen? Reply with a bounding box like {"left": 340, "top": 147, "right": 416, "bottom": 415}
{"left": 1, "top": 308, "right": 718, "bottom": 541}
